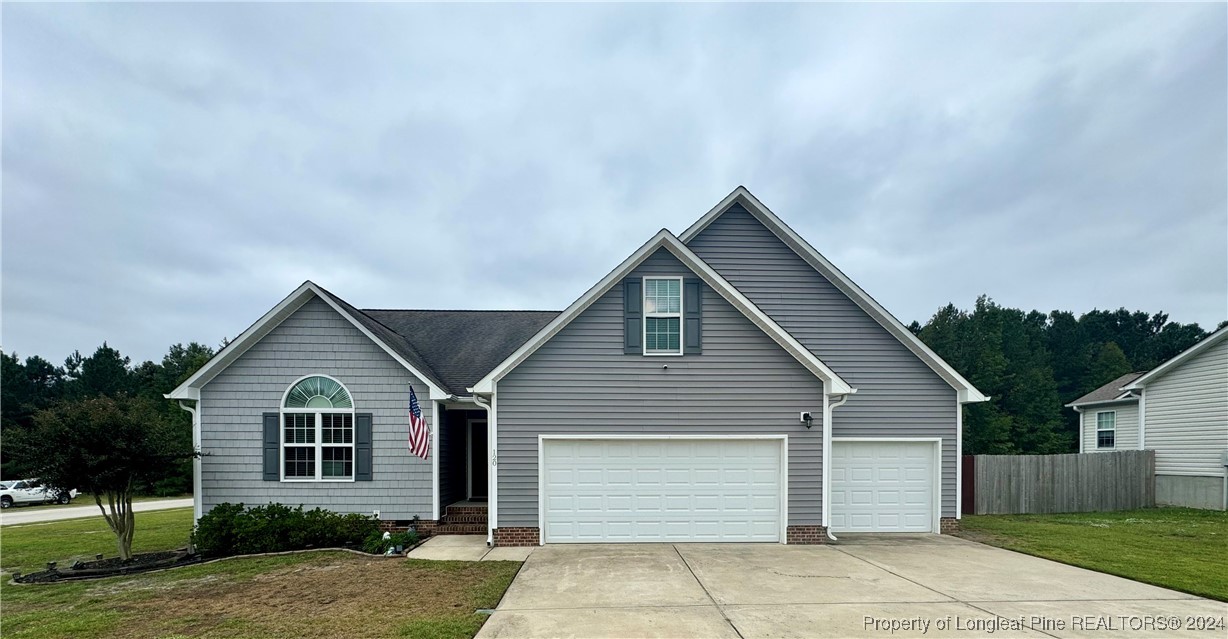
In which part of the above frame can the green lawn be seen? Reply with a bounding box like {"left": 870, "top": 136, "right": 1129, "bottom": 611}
{"left": 1, "top": 507, "right": 195, "bottom": 573}
{"left": 2, "top": 494, "right": 191, "bottom": 514}
{"left": 0, "top": 508, "right": 521, "bottom": 638}
{"left": 960, "top": 507, "right": 1228, "bottom": 601}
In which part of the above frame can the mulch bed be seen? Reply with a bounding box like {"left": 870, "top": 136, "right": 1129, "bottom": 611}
{"left": 14, "top": 550, "right": 199, "bottom": 583}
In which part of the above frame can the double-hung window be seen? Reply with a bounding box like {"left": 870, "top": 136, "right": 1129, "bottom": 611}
{"left": 281, "top": 375, "right": 355, "bottom": 481}
{"left": 1095, "top": 411, "right": 1116, "bottom": 449}
{"left": 643, "top": 277, "right": 683, "bottom": 355}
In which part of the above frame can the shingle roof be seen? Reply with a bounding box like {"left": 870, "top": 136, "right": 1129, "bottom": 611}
{"left": 1067, "top": 371, "right": 1148, "bottom": 407}
{"left": 362, "top": 309, "right": 560, "bottom": 395}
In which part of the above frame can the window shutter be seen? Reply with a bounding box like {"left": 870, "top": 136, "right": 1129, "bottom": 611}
{"left": 356, "top": 413, "right": 374, "bottom": 481}
{"left": 623, "top": 277, "right": 643, "bottom": 354}
{"left": 684, "top": 278, "right": 703, "bottom": 354}
{"left": 262, "top": 413, "right": 279, "bottom": 481}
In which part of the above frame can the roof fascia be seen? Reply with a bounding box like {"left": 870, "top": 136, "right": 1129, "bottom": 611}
{"left": 1123, "top": 326, "right": 1228, "bottom": 390}
{"left": 681, "top": 187, "right": 989, "bottom": 404}
{"left": 472, "top": 231, "right": 853, "bottom": 395}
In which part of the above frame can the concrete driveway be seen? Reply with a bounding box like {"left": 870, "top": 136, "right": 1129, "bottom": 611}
{"left": 477, "top": 535, "right": 1226, "bottom": 638}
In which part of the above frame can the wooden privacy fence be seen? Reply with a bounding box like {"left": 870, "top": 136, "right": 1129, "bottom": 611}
{"left": 966, "top": 450, "right": 1155, "bottom": 515}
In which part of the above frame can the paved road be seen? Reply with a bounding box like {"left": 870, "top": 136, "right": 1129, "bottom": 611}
{"left": 0, "top": 498, "right": 193, "bottom": 526}
{"left": 477, "top": 535, "right": 1226, "bottom": 638}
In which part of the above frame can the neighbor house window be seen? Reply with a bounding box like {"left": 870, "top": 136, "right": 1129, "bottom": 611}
{"left": 1096, "top": 411, "right": 1116, "bottom": 449}
{"left": 281, "top": 375, "right": 355, "bottom": 481}
{"left": 644, "top": 277, "right": 682, "bottom": 355}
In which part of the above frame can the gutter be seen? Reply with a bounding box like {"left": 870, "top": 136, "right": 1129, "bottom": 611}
{"left": 822, "top": 389, "right": 855, "bottom": 542}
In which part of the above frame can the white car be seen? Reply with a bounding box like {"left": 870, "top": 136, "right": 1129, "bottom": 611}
{"left": 0, "top": 478, "right": 78, "bottom": 508}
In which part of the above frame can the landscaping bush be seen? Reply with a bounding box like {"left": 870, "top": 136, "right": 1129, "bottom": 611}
{"left": 362, "top": 530, "right": 420, "bottom": 555}
{"left": 192, "top": 503, "right": 380, "bottom": 558}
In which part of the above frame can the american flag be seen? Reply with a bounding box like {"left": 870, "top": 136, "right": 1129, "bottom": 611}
{"left": 408, "top": 386, "right": 430, "bottom": 460}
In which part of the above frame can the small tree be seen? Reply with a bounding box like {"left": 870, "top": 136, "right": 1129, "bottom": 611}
{"left": 15, "top": 395, "right": 198, "bottom": 560}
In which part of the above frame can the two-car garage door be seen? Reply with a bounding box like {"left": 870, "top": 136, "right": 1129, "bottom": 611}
{"left": 541, "top": 438, "right": 783, "bottom": 543}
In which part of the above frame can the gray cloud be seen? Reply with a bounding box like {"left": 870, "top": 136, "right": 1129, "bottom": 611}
{"left": 3, "top": 3, "right": 1225, "bottom": 363}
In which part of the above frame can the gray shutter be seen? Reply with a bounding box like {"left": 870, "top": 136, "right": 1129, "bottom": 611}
{"left": 356, "top": 413, "right": 374, "bottom": 481}
{"left": 684, "top": 278, "right": 703, "bottom": 354}
{"left": 623, "top": 277, "right": 643, "bottom": 354}
{"left": 262, "top": 413, "right": 279, "bottom": 481}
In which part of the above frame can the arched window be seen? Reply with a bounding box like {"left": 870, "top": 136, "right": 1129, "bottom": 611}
{"left": 280, "top": 375, "right": 355, "bottom": 481}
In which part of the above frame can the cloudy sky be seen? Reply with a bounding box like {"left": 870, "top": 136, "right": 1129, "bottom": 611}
{"left": 4, "top": 3, "right": 1225, "bottom": 364}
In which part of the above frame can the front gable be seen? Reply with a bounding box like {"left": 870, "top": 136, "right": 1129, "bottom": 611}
{"left": 682, "top": 189, "right": 985, "bottom": 404}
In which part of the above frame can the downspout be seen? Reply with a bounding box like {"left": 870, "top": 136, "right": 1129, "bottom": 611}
{"left": 472, "top": 391, "right": 495, "bottom": 547}
{"left": 822, "top": 389, "right": 854, "bottom": 542}
{"left": 175, "top": 400, "right": 202, "bottom": 524}
{"left": 1073, "top": 407, "right": 1084, "bottom": 454}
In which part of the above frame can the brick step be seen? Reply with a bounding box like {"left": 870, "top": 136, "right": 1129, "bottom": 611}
{"left": 445, "top": 506, "right": 489, "bottom": 516}
{"left": 440, "top": 514, "right": 489, "bottom": 524}
{"left": 435, "top": 524, "right": 487, "bottom": 534}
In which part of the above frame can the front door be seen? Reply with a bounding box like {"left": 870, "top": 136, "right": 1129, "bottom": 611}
{"left": 468, "top": 420, "right": 488, "bottom": 500}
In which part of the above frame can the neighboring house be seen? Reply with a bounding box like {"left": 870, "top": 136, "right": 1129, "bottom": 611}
{"left": 168, "top": 187, "right": 989, "bottom": 546}
{"left": 1067, "top": 326, "right": 1228, "bottom": 510}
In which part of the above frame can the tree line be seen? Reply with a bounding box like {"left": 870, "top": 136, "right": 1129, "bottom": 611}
{"left": 1, "top": 342, "right": 218, "bottom": 489}
{"left": 910, "top": 296, "right": 1224, "bottom": 455}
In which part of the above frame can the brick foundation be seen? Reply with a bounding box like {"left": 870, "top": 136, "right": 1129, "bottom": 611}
{"left": 379, "top": 519, "right": 438, "bottom": 536}
{"left": 786, "top": 525, "right": 828, "bottom": 545}
{"left": 493, "top": 527, "right": 540, "bottom": 547}
{"left": 940, "top": 517, "right": 960, "bottom": 534}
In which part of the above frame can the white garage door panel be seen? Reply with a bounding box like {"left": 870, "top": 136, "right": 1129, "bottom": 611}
{"left": 830, "top": 441, "right": 936, "bottom": 533}
{"left": 542, "top": 439, "right": 782, "bottom": 543}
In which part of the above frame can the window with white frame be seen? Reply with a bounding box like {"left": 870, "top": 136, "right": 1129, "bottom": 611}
{"left": 644, "top": 277, "right": 682, "bottom": 355}
{"left": 1096, "top": 411, "right": 1116, "bottom": 449}
{"left": 282, "top": 376, "right": 355, "bottom": 481}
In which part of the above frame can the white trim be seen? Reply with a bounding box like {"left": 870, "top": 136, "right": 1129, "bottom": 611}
{"left": 679, "top": 187, "right": 988, "bottom": 404}
{"left": 489, "top": 383, "right": 498, "bottom": 532}
{"left": 642, "top": 275, "right": 685, "bottom": 356}
{"left": 537, "top": 434, "right": 789, "bottom": 545}
{"left": 955, "top": 399, "right": 963, "bottom": 520}
{"left": 1138, "top": 390, "right": 1147, "bottom": 450}
{"left": 467, "top": 418, "right": 489, "bottom": 500}
{"left": 167, "top": 281, "right": 447, "bottom": 400}
{"left": 821, "top": 393, "right": 831, "bottom": 529}
{"left": 1066, "top": 396, "right": 1139, "bottom": 409}
{"left": 1075, "top": 406, "right": 1085, "bottom": 454}
{"left": 1123, "top": 325, "right": 1228, "bottom": 390}
{"left": 431, "top": 400, "right": 441, "bottom": 521}
{"left": 830, "top": 437, "right": 943, "bottom": 534}
{"left": 471, "top": 392, "right": 494, "bottom": 544}
{"left": 1095, "top": 410, "right": 1117, "bottom": 450}
{"left": 473, "top": 230, "right": 853, "bottom": 395}
{"left": 175, "top": 399, "right": 203, "bottom": 524}
{"left": 278, "top": 375, "right": 357, "bottom": 483}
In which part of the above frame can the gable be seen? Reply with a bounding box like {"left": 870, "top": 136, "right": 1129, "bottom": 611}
{"left": 683, "top": 191, "right": 985, "bottom": 403}
{"left": 472, "top": 230, "right": 852, "bottom": 395}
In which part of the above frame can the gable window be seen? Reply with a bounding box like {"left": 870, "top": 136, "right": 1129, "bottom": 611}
{"left": 281, "top": 375, "right": 355, "bottom": 481}
{"left": 1096, "top": 411, "right": 1116, "bottom": 449}
{"left": 643, "top": 277, "right": 683, "bottom": 355}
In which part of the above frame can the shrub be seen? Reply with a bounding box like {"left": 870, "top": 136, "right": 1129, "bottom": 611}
{"left": 192, "top": 503, "right": 380, "bottom": 558}
{"left": 362, "top": 530, "right": 419, "bottom": 555}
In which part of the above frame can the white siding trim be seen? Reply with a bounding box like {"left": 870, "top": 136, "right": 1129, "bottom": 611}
{"left": 956, "top": 400, "right": 963, "bottom": 519}
{"left": 679, "top": 187, "right": 988, "bottom": 403}
{"left": 431, "top": 400, "right": 441, "bottom": 520}
{"left": 168, "top": 282, "right": 448, "bottom": 400}
{"left": 473, "top": 232, "right": 853, "bottom": 395}
{"left": 536, "top": 434, "right": 789, "bottom": 545}
{"left": 831, "top": 437, "right": 943, "bottom": 533}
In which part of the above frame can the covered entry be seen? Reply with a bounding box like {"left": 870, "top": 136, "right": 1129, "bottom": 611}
{"left": 540, "top": 436, "right": 785, "bottom": 543}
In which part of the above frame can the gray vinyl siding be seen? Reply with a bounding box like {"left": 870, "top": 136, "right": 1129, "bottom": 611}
{"left": 1143, "top": 337, "right": 1228, "bottom": 477}
{"left": 1081, "top": 402, "right": 1139, "bottom": 453}
{"left": 497, "top": 248, "right": 827, "bottom": 527}
{"left": 688, "top": 205, "right": 959, "bottom": 517}
{"left": 199, "top": 296, "right": 433, "bottom": 519}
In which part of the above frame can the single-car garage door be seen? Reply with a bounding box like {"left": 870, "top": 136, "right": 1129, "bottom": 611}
{"left": 541, "top": 438, "right": 783, "bottom": 543}
{"left": 830, "top": 440, "right": 937, "bottom": 533}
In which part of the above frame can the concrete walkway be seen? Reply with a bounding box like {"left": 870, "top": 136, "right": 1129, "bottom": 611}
{"left": 477, "top": 535, "right": 1227, "bottom": 638}
{"left": 0, "top": 498, "right": 193, "bottom": 526}
{"left": 407, "top": 535, "right": 535, "bottom": 562}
